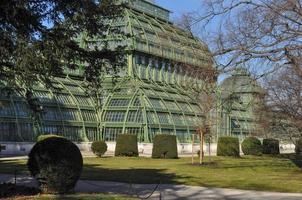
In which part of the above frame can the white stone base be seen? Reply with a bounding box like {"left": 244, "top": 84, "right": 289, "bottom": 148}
{"left": 0, "top": 142, "right": 295, "bottom": 157}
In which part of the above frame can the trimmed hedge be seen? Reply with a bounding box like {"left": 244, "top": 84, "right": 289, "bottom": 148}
{"left": 115, "top": 134, "right": 138, "bottom": 157}
{"left": 295, "top": 138, "right": 302, "bottom": 155}
{"left": 241, "top": 137, "right": 262, "bottom": 156}
{"left": 262, "top": 138, "right": 280, "bottom": 155}
{"left": 27, "top": 137, "right": 83, "bottom": 194}
{"left": 91, "top": 141, "right": 107, "bottom": 157}
{"left": 217, "top": 136, "right": 240, "bottom": 157}
{"left": 152, "top": 134, "right": 178, "bottom": 159}
{"left": 37, "top": 134, "right": 64, "bottom": 142}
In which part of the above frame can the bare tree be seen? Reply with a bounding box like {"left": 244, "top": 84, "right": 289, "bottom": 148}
{"left": 180, "top": 0, "right": 302, "bottom": 140}
{"left": 264, "top": 65, "right": 302, "bottom": 141}
{"left": 191, "top": 0, "right": 302, "bottom": 75}
{"left": 181, "top": 64, "right": 219, "bottom": 164}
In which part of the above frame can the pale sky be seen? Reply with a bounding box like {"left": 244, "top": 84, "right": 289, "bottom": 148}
{"left": 155, "top": 0, "right": 201, "bottom": 19}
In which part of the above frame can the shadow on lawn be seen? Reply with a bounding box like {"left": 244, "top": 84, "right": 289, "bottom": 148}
{"left": 81, "top": 163, "right": 189, "bottom": 185}
{"left": 0, "top": 160, "right": 28, "bottom": 175}
{"left": 279, "top": 153, "right": 302, "bottom": 168}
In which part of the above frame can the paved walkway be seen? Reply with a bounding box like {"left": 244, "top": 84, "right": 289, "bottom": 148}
{"left": 1, "top": 173, "right": 302, "bottom": 200}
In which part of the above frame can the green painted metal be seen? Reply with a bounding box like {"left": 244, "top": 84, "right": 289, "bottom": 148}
{"left": 0, "top": 77, "right": 99, "bottom": 142}
{"left": 0, "top": 0, "right": 262, "bottom": 143}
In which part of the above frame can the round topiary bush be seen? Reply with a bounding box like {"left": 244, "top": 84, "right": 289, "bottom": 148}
{"left": 91, "top": 141, "right": 107, "bottom": 157}
{"left": 152, "top": 134, "right": 178, "bottom": 159}
{"left": 115, "top": 134, "right": 138, "bottom": 157}
{"left": 217, "top": 136, "right": 240, "bottom": 157}
{"left": 27, "top": 137, "right": 83, "bottom": 194}
{"left": 262, "top": 138, "right": 280, "bottom": 155}
{"left": 241, "top": 137, "right": 262, "bottom": 156}
{"left": 37, "top": 134, "right": 64, "bottom": 142}
{"left": 295, "top": 138, "right": 302, "bottom": 155}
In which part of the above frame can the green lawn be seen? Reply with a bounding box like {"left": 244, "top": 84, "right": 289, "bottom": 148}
{"left": 1, "top": 154, "right": 302, "bottom": 193}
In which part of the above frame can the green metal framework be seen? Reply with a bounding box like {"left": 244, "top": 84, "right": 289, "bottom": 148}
{"left": 0, "top": 0, "right": 262, "bottom": 143}
{"left": 100, "top": 79, "right": 203, "bottom": 143}
{"left": 0, "top": 77, "right": 100, "bottom": 142}
{"left": 217, "top": 69, "right": 264, "bottom": 139}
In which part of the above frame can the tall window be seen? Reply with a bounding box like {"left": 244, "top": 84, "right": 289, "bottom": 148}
{"left": 82, "top": 110, "right": 97, "bottom": 121}
{"left": 43, "top": 107, "right": 61, "bottom": 120}
{"left": 147, "top": 112, "right": 157, "bottom": 124}
{"left": 149, "top": 98, "right": 165, "bottom": 109}
{"left": 172, "top": 114, "right": 185, "bottom": 125}
{"left": 158, "top": 113, "right": 171, "bottom": 124}
{"left": 127, "top": 110, "right": 143, "bottom": 123}
{"left": 104, "top": 127, "right": 123, "bottom": 141}
{"left": 104, "top": 111, "right": 125, "bottom": 122}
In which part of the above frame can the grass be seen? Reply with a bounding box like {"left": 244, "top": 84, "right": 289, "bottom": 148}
{"left": 1, "top": 154, "right": 302, "bottom": 193}
{"left": 5, "top": 194, "right": 136, "bottom": 200}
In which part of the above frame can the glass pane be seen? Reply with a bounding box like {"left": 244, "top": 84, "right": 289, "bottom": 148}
{"left": 158, "top": 113, "right": 171, "bottom": 124}
{"left": 104, "top": 111, "right": 126, "bottom": 122}
{"left": 0, "top": 101, "right": 14, "bottom": 117}
{"left": 82, "top": 110, "right": 97, "bottom": 121}
{"left": 104, "top": 127, "right": 123, "bottom": 141}
{"left": 109, "top": 99, "right": 130, "bottom": 107}
{"left": 43, "top": 107, "right": 61, "bottom": 120}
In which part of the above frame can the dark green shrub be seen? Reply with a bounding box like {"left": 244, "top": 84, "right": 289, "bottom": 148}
{"left": 115, "top": 134, "right": 138, "bottom": 157}
{"left": 27, "top": 137, "right": 83, "bottom": 194}
{"left": 241, "top": 137, "right": 262, "bottom": 156}
{"left": 217, "top": 136, "right": 240, "bottom": 157}
{"left": 262, "top": 138, "right": 280, "bottom": 155}
{"left": 37, "top": 134, "right": 64, "bottom": 142}
{"left": 91, "top": 141, "right": 107, "bottom": 157}
{"left": 152, "top": 134, "right": 178, "bottom": 159}
{"left": 295, "top": 138, "right": 302, "bottom": 155}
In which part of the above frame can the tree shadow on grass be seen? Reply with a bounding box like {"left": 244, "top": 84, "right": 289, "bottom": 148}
{"left": 278, "top": 153, "right": 302, "bottom": 168}
{"left": 0, "top": 160, "right": 28, "bottom": 175}
{"left": 81, "top": 163, "right": 189, "bottom": 185}
{"left": 0, "top": 183, "right": 40, "bottom": 199}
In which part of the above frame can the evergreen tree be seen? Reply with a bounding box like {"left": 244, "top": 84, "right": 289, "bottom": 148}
{"left": 0, "top": 0, "right": 126, "bottom": 94}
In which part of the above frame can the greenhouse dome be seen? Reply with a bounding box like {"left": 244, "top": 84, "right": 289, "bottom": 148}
{"left": 219, "top": 68, "right": 264, "bottom": 138}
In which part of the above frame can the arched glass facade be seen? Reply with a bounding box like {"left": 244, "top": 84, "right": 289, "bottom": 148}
{"left": 0, "top": 0, "right": 263, "bottom": 143}
{"left": 0, "top": 77, "right": 99, "bottom": 142}
{"left": 100, "top": 80, "right": 203, "bottom": 143}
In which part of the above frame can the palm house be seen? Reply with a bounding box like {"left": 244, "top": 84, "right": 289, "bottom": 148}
{"left": 0, "top": 0, "right": 262, "bottom": 144}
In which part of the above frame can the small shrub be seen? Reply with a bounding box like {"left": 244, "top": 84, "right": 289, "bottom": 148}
{"left": 91, "top": 141, "right": 107, "bottom": 157}
{"left": 115, "top": 134, "right": 138, "bottom": 157}
{"left": 217, "top": 136, "right": 240, "bottom": 157}
{"left": 262, "top": 138, "right": 280, "bottom": 155}
{"left": 37, "top": 134, "right": 64, "bottom": 142}
{"left": 295, "top": 138, "right": 302, "bottom": 155}
{"left": 241, "top": 137, "right": 262, "bottom": 156}
{"left": 27, "top": 137, "right": 83, "bottom": 194}
{"left": 152, "top": 134, "right": 178, "bottom": 159}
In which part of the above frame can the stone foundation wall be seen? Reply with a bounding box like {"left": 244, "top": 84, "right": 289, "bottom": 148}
{"left": 0, "top": 142, "right": 295, "bottom": 157}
